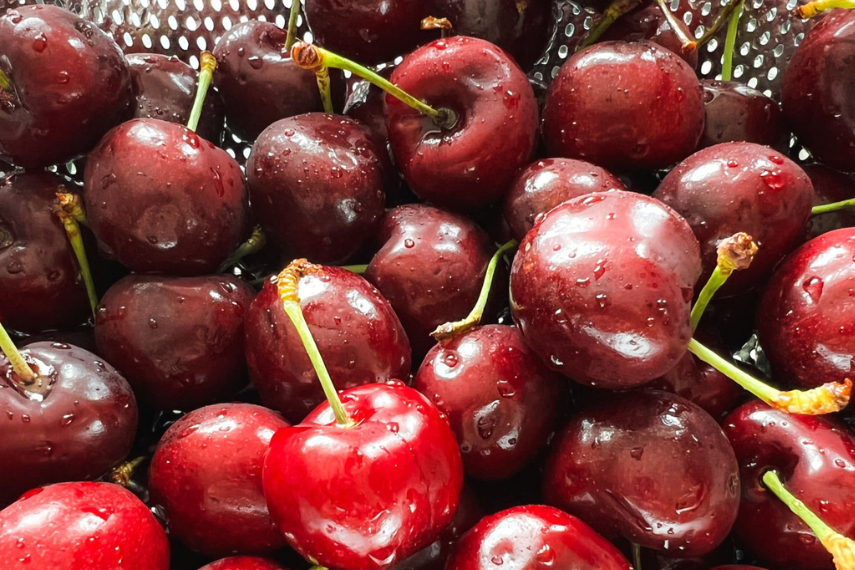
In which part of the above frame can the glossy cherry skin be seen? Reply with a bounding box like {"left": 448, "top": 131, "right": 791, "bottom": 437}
{"left": 0, "top": 172, "right": 89, "bottom": 334}
{"left": 127, "top": 53, "right": 225, "bottom": 144}
{"left": 212, "top": 20, "right": 323, "bottom": 141}
{"left": 94, "top": 274, "right": 255, "bottom": 411}
{"left": 723, "top": 401, "right": 855, "bottom": 570}
{"left": 542, "top": 40, "right": 704, "bottom": 171}
{"left": 654, "top": 142, "right": 813, "bottom": 296}
{"left": 149, "top": 403, "right": 289, "bottom": 556}
{"left": 804, "top": 164, "right": 855, "bottom": 240}
{"left": 386, "top": 36, "right": 539, "bottom": 211}
{"left": 544, "top": 390, "right": 740, "bottom": 557}
{"left": 782, "top": 9, "right": 855, "bottom": 172}
{"left": 502, "top": 158, "right": 626, "bottom": 241}
{"left": 245, "top": 266, "right": 410, "bottom": 424}
{"left": 698, "top": 81, "right": 786, "bottom": 150}
{"left": 0, "top": 5, "right": 131, "bottom": 168}
{"left": 445, "top": 505, "right": 632, "bottom": 570}
{"left": 756, "top": 228, "right": 855, "bottom": 389}
{"left": 413, "top": 325, "right": 567, "bottom": 480}
{"left": 601, "top": 4, "right": 698, "bottom": 68}
{"left": 0, "top": 342, "right": 138, "bottom": 507}
{"left": 0, "top": 482, "right": 169, "bottom": 569}
{"left": 246, "top": 113, "right": 386, "bottom": 264}
{"left": 199, "top": 558, "right": 287, "bottom": 570}
{"left": 262, "top": 382, "right": 464, "bottom": 570}
{"left": 84, "top": 119, "right": 249, "bottom": 275}
{"left": 510, "top": 191, "right": 702, "bottom": 389}
{"left": 365, "top": 204, "right": 494, "bottom": 357}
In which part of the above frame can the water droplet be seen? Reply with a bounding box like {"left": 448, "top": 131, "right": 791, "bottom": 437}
{"left": 32, "top": 34, "right": 47, "bottom": 52}
{"left": 801, "top": 276, "right": 824, "bottom": 303}
{"left": 443, "top": 353, "right": 458, "bottom": 368}
{"left": 60, "top": 414, "right": 75, "bottom": 426}
{"left": 630, "top": 447, "right": 644, "bottom": 460}
{"left": 404, "top": 238, "right": 415, "bottom": 249}
{"left": 491, "top": 555, "right": 503, "bottom": 565}
{"left": 496, "top": 380, "right": 516, "bottom": 398}
{"left": 760, "top": 169, "right": 785, "bottom": 190}
{"left": 56, "top": 70, "right": 69, "bottom": 84}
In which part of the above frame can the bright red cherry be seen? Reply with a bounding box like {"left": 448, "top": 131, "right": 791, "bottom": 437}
{"left": 199, "top": 558, "right": 287, "bottom": 570}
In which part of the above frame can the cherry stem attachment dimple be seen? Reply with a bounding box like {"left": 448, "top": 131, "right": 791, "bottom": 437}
{"left": 187, "top": 51, "right": 216, "bottom": 133}
{"left": 762, "top": 470, "right": 855, "bottom": 570}
{"left": 0, "top": 321, "right": 35, "bottom": 385}
{"left": 341, "top": 264, "right": 368, "bottom": 274}
{"left": 285, "top": 0, "right": 301, "bottom": 51}
{"left": 653, "top": 0, "right": 698, "bottom": 54}
{"left": 691, "top": 232, "right": 758, "bottom": 331}
{"left": 721, "top": 0, "right": 745, "bottom": 82}
{"left": 219, "top": 225, "right": 267, "bottom": 273}
{"left": 578, "top": 0, "right": 641, "bottom": 51}
{"left": 812, "top": 197, "right": 855, "bottom": 216}
{"left": 277, "top": 260, "right": 354, "bottom": 428}
{"left": 55, "top": 191, "right": 98, "bottom": 318}
{"left": 431, "top": 239, "right": 518, "bottom": 341}
{"left": 290, "top": 41, "right": 458, "bottom": 129}
{"left": 697, "top": 0, "right": 743, "bottom": 47}
{"left": 795, "top": 0, "right": 855, "bottom": 18}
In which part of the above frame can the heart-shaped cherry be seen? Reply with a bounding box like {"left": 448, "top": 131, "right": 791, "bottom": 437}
{"left": 199, "top": 558, "right": 287, "bottom": 570}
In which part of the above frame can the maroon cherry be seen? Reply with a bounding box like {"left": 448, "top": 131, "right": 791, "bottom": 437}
{"left": 542, "top": 40, "right": 704, "bottom": 171}
{"left": 698, "top": 80, "right": 787, "bottom": 150}
{"left": 805, "top": 164, "right": 855, "bottom": 240}
{"left": 94, "top": 274, "right": 255, "bottom": 411}
{"left": 445, "top": 505, "right": 632, "bottom": 570}
{"left": 502, "top": 158, "right": 626, "bottom": 241}
{"left": 601, "top": 4, "right": 699, "bottom": 68}
{"left": 0, "top": 482, "right": 169, "bottom": 569}
{"left": 148, "top": 403, "right": 289, "bottom": 557}
{"left": 510, "top": 191, "right": 702, "bottom": 389}
{"left": 543, "top": 390, "right": 740, "bottom": 557}
{"left": 0, "top": 5, "right": 131, "bottom": 168}
{"left": 199, "top": 558, "right": 287, "bottom": 570}
{"left": 246, "top": 113, "right": 386, "bottom": 264}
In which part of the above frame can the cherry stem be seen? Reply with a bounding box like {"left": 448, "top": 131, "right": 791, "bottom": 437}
{"left": 691, "top": 232, "right": 758, "bottom": 331}
{"left": 290, "top": 42, "right": 458, "bottom": 129}
{"left": 653, "top": 0, "right": 698, "bottom": 53}
{"left": 0, "top": 68, "right": 9, "bottom": 91}
{"left": 431, "top": 239, "right": 518, "bottom": 341}
{"left": 55, "top": 191, "right": 98, "bottom": 318}
{"left": 308, "top": 566, "right": 329, "bottom": 570}
{"left": 795, "top": 0, "right": 855, "bottom": 18}
{"left": 578, "top": 0, "right": 641, "bottom": 51}
{"left": 187, "top": 51, "right": 216, "bottom": 133}
{"left": 762, "top": 470, "right": 855, "bottom": 570}
{"left": 812, "top": 197, "right": 855, "bottom": 216}
{"left": 721, "top": 0, "right": 745, "bottom": 82}
{"left": 110, "top": 456, "right": 146, "bottom": 488}
{"left": 218, "top": 225, "right": 267, "bottom": 273}
{"left": 0, "top": 321, "right": 35, "bottom": 385}
{"left": 688, "top": 337, "right": 852, "bottom": 414}
{"left": 631, "top": 543, "right": 643, "bottom": 570}
{"left": 341, "top": 264, "right": 368, "bottom": 274}
{"left": 697, "top": 0, "right": 742, "bottom": 46}
{"left": 277, "top": 259, "right": 354, "bottom": 427}
{"left": 421, "top": 16, "right": 453, "bottom": 39}
{"left": 315, "top": 65, "right": 334, "bottom": 114}
{"left": 285, "top": 0, "right": 301, "bottom": 51}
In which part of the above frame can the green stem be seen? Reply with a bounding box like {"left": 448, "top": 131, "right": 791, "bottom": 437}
{"left": 315, "top": 65, "right": 334, "bottom": 114}
{"left": 110, "top": 456, "right": 146, "bottom": 488}
{"left": 56, "top": 194, "right": 98, "bottom": 318}
{"left": 795, "top": 0, "right": 855, "bottom": 18}
{"left": 250, "top": 274, "right": 272, "bottom": 287}
{"left": 631, "top": 543, "right": 643, "bottom": 570}
{"left": 285, "top": 0, "right": 301, "bottom": 51}
{"left": 688, "top": 337, "right": 783, "bottom": 405}
{"left": 697, "top": 0, "right": 742, "bottom": 46}
{"left": 690, "top": 266, "right": 730, "bottom": 331}
{"left": 341, "top": 264, "right": 368, "bottom": 274}
{"left": 308, "top": 566, "right": 329, "bottom": 570}
{"left": 578, "top": 0, "right": 640, "bottom": 51}
{"left": 219, "top": 225, "right": 267, "bottom": 273}
{"left": 0, "top": 321, "right": 35, "bottom": 384}
{"left": 653, "top": 0, "right": 697, "bottom": 53}
{"left": 812, "top": 197, "right": 855, "bottom": 216}
{"left": 187, "top": 51, "right": 216, "bottom": 133}
{"left": 721, "top": 0, "right": 745, "bottom": 82}
{"left": 0, "top": 68, "right": 9, "bottom": 91}
{"left": 762, "top": 470, "right": 837, "bottom": 542}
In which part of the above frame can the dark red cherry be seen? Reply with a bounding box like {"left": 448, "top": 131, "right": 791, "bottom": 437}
{"left": 782, "top": 9, "right": 855, "bottom": 172}
{"left": 0, "top": 482, "right": 169, "bottom": 569}
{"left": 723, "top": 401, "right": 855, "bottom": 570}
{"left": 0, "top": 172, "right": 89, "bottom": 334}
{"left": 757, "top": 227, "right": 855, "bottom": 390}
{"left": 20, "top": 327, "right": 99, "bottom": 357}
{"left": 0, "top": 342, "right": 137, "bottom": 507}
{"left": 698, "top": 80, "right": 787, "bottom": 150}
{"left": 543, "top": 390, "right": 740, "bottom": 557}
{"left": 637, "top": 543, "right": 733, "bottom": 570}
{"left": 413, "top": 324, "right": 568, "bottom": 480}
{"left": 212, "top": 20, "right": 323, "bottom": 141}
{"left": 262, "top": 382, "right": 464, "bottom": 570}
{"left": 0, "top": 5, "right": 131, "bottom": 168}
{"left": 199, "top": 558, "right": 287, "bottom": 570}
{"left": 94, "top": 274, "right": 255, "bottom": 411}
{"left": 502, "top": 158, "right": 626, "bottom": 241}
{"left": 385, "top": 36, "right": 539, "bottom": 211}
{"left": 127, "top": 53, "right": 225, "bottom": 144}
{"left": 510, "top": 191, "right": 702, "bottom": 389}
{"left": 84, "top": 118, "right": 249, "bottom": 275}
{"left": 654, "top": 142, "right": 813, "bottom": 296}
{"left": 246, "top": 113, "right": 386, "bottom": 264}
{"left": 601, "top": 4, "right": 698, "bottom": 68}
{"left": 149, "top": 403, "right": 289, "bottom": 557}
{"left": 365, "top": 204, "right": 494, "bottom": 357}
{"left": 445, "top": 505, "right": 632, "bottom": 570}
{"left": 804, "top": 164, "right": 855, "bottom": 240}
{"left": 245, "top": 264, "right": 410, "bottom": 423}
{"left": 542, "top": 40, "right": 704, "bottom": 171}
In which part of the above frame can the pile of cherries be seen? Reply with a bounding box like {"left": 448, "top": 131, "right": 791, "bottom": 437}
{"left": 3, "top": 0, "right": 855, "bottom": 569}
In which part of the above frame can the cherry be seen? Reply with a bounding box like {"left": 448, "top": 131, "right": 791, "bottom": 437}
{"left": 502, "top": 158, "right": 626, "bottom": 241}
{"left": 245, "top": 262, "right": 410, "bottom": 423}
{"left": 127, "top": 53, "right": 225, "bottom": 144}
{"left": 246, "top": 113, "right": 386, "bottom": 264}
{"left": 94, "top": 274, "right": 255, "bottom": 411}
{"left": 413, "top": 324, "right": 568, "bottom": 480}
{"left": 148, "top": 403, "right": 290, "bottom": 557}
{"left": 601, "top": 4, "right": 699, "bottom": 68}
{"left": 510, "top": 190, "right": 701, "bottom": 389}
{"left": 636, "top": 543, "right": 733, "bottom": 570}
{"left": 212, "top": 20, "right": 323, "bottom": 141}
{"left": 365, "top": 204, "right": 494, "bottom": 357}
{"left": 198, "top": 558, "right": 287, "bottom": 570}
{"left": 0, "top": 482, "right": 169, "bottom": 569}
{"left": 0, "top": 338, "right": 137, "bottom": 507}
{"left": 0, "top": 5, "right": 131, "bottom": 169}
{"left": 0, "top": 172, "right": 89, "bottom": 334}
{"left": 543, "top": 390, "right": 740, "bottom": 557}
{"left": 654, "top": 142, "right": 813, "bottom": 296}
{"left": 542, "top": 40, "right": 704, "bottom": 171}
{"left": 698, "top": 81, "right": 787, "bottom": 150}
{"left": 804, "top": 164, "right": 855, "bottom": 240}
{"left": 723, "top": 400, "right": 855, "bottom": 569}
{"left": 445, "top": 505, "right": 632, "bottom": 570}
